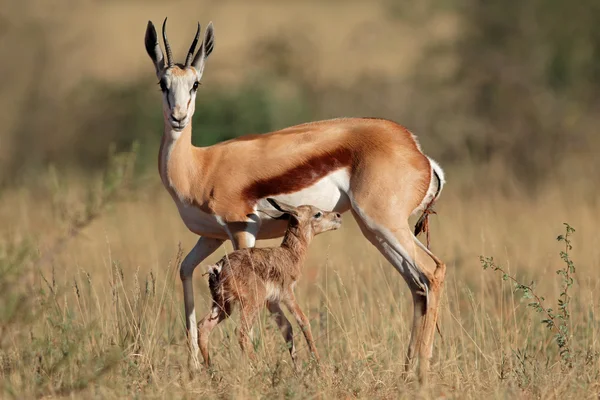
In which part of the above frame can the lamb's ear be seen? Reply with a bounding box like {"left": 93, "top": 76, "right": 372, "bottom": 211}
{"left": 192, "top": 21, "right": 214, "bottom": 78}
{"left": 256, "top": 209, "right": 290, "bottom": 220}
{"left": 266, "top": 198, "right": 299, "bottom": 217}
{"left": 145, "top": 21, "right": 165, "bottom": 76}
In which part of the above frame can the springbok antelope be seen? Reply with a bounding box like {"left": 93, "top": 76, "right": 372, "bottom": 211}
{"left": 144, "top": 18, "right": 446, "bottom": 381}
{"left": 198, "top": 198, "right": 342, "bottom": 368}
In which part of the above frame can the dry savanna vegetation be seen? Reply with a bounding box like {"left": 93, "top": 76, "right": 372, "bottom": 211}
{"left": 1, "top": 0, "right": 599, "bottom": 398}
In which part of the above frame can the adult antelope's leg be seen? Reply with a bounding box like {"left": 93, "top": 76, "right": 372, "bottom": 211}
{"left": 351, "top": 206, "right": 445, "bottom": 383}
{"left": 411, "top": 235, "right": 446, "bottom": 380}
{"left": 405, "top": 290, "right": 427, "bottom": 371}
{"left": 227, "top": 216, "right": 260, "bottom": 250}
{"left": 351, "top": 212, "right": 426, "bottom": 369}
{"left": 229, "top": 231, "right": 256, "bottom": 250}
{"left": 181, "top": 237, "right": 224, "bottom": 371}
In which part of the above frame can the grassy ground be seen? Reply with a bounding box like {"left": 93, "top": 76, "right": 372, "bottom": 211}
{"left": 3, "top": 0, "right": 599, "bottom": 398}
{"left": 1, "top": 159, "right": 599, "bottom": 399}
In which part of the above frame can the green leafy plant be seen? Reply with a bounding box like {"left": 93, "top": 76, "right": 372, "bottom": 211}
{"left": 480, "top": 223, "right": 576, "bottom": 367}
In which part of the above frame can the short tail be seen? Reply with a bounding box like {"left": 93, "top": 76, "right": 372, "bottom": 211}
{"left": 207, "top": 262, "right": 223, "bottom": 303}
{"left": 414, "top": 157, "right": 445, "bottom": 244}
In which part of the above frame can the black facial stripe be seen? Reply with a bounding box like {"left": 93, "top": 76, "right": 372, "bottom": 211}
{"left": 159, "top": 79, "right": 168, "bottom": 92}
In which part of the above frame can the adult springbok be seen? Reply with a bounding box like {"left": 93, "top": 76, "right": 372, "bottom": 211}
{"left": 144, "top": 18, "right": 446, "bottom": 382}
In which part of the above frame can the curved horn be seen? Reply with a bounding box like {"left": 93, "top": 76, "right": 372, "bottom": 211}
{"left": 162, "top": 17, "right": 174, "bottom": 67}
{"left": 185, "top": 22, "right": 201, "bottom": 67}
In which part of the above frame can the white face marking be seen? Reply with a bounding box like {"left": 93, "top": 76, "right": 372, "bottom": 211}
{"left": 160, "top": 67, "right": 201, "bottom": 131}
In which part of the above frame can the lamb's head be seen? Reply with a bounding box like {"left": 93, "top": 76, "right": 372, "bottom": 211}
{"left": 265, "top": 198, "right": 342, "bottom": 239}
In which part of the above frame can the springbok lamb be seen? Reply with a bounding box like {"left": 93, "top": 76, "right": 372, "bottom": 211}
{"left": 144, "top": 18, "right": 446, "bottom": 382}
{"left": 198, "top": 198, "right": 342, "bottom": 368}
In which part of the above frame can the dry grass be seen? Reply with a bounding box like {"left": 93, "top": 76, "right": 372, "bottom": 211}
{"left": 1, "top": 160, "right": 599, "bottom": 399}
{"left": 3, "top": 0, "right": 599, "bottom": 397}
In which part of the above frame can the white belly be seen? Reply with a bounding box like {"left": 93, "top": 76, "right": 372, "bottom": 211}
{"left": 175, "top": 201, "right": 228, "bottom": 238}
{"left": 169, "top": 169, "right": 351, "bottom": 240}
{"left": 255, "top": 169, "right": 351, "bottom": 238}
{"left": 257, "top": 169, "right": 350, "bottom": 212}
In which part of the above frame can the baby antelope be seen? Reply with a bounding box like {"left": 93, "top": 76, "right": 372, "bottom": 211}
{"left": 197, "top": 198, "right": 342, "bottom": 368}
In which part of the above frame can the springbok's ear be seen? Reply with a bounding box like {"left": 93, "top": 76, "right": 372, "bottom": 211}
{"left": 266, "top": 198, "right": 299, "bottom": 217}
{"left": 145, "top": 21, "right": 165, "bottom": 76}
{"left": 192, "top": 21, "right": 215, "bottom": 77}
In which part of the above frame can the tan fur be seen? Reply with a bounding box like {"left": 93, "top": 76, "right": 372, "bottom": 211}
{"left": 168, "top": 65, "right": 189, "bottom": 76}
{"left": 160, "top": 116, "right": 444, "bottom": 381}
{"left": 197, "top": 202, "right": 342, "bottom": 367}
{"left": 146, "top": 21, "right": 445, "bottom": 382}
{"left": 159, "top": 117, "right": 430, "bottom": 225}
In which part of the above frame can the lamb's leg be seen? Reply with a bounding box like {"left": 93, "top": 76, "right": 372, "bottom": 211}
{"left": 197, "top": 305, "right": 229, "bottom": 367}
{"left": 267, "top": 301, "right": 297, "bottom": 368}
{"left": 284, "top": 295, "right": 320, "bottom": 363}
{"left": 238, "top": 304, "right": 259, "bottom": 363}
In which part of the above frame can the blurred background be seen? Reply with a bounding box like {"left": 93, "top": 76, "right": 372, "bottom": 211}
{"left": 2, "top": 0, "right": 598, "bottom": 189}
{"left": 1, "top": 1, "right": 600, "bottom": 396}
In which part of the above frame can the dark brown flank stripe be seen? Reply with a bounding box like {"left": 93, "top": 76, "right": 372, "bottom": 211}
{"left": 242, "top": 146, "right": 353, "bottom": 203}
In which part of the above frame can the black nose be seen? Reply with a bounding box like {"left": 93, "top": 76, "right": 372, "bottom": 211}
{"left": 171, "top": 114, "right": 183, "bottom": 123}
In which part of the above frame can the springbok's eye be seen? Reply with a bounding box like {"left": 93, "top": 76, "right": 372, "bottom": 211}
{"left": 314, "top": 212, "right": 322, "bottom": 219}
{"left": 192, "top": 81, "right": 199, "bottom": 91}
{"left": 158, "top": 80, "right": 168, "bottom": 93}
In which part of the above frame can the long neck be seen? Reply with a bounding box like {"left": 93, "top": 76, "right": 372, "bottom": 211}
{"left": 280, "top": 220, "right": 313, "bottom": 266}
{"left": 158, "top": 122, "right": 201, "bottom": 201}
